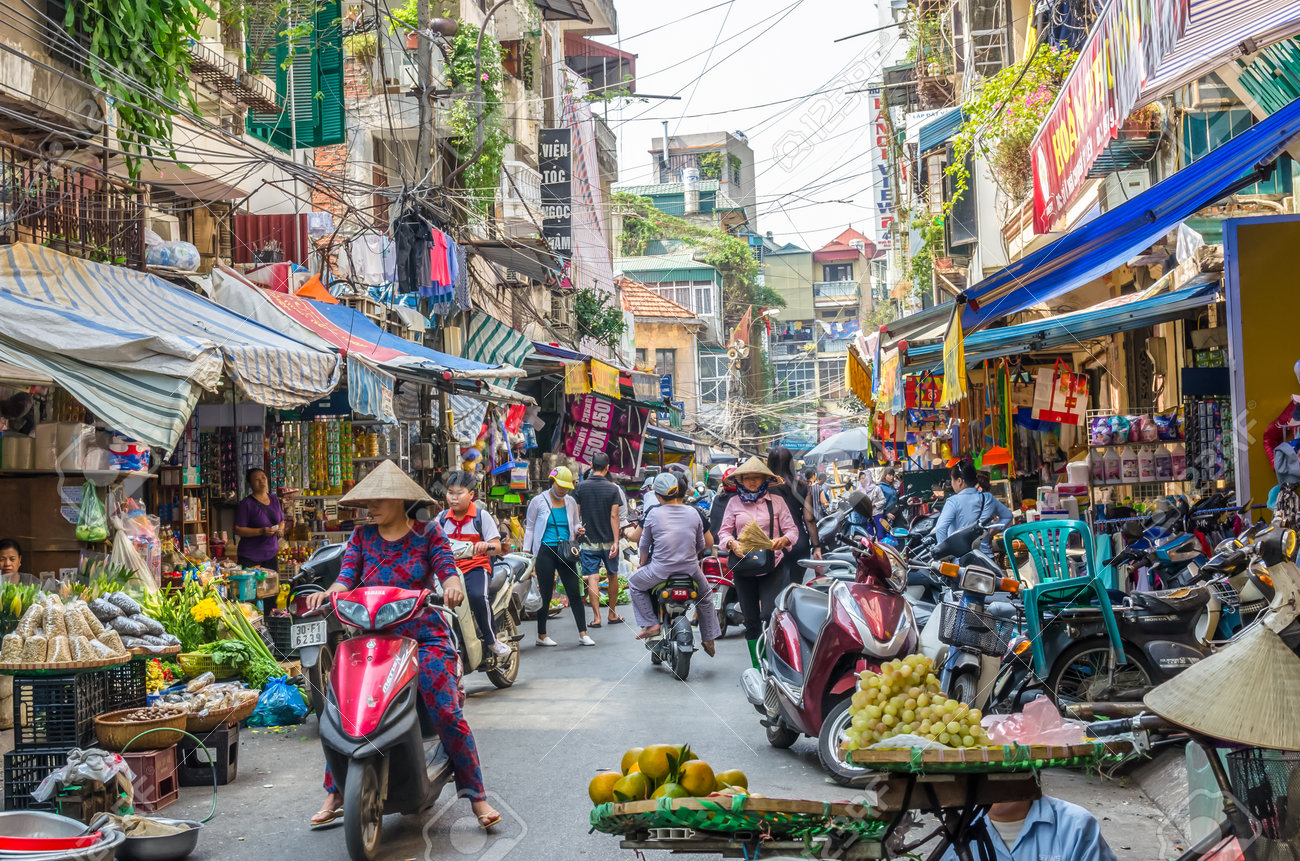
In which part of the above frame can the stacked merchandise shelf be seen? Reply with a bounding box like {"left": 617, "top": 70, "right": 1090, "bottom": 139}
{"left": 1183, "top": 394, "right": 1233, "bottom": 491}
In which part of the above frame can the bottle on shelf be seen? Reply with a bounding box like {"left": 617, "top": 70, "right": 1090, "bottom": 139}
{"left": 1155, "top": 445, "right": 1174, "bottom": 481}
{"left": 1103, "top": 447, "right": 1122, "bottom": 485}
{"left": 1138, "top": 446, "right": 1156, "bottom": 482}
{"left": 1172, "top": 443, "right": 1188, "bottom": 481}
{"left": 1119, "top": 446, "right": 1139, "bottom": 483}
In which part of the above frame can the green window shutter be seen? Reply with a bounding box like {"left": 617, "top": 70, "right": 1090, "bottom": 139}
{"left": 246, "top": 0, "right": 344, "bottom": 150}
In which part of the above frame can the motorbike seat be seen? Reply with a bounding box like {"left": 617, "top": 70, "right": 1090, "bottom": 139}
{"left": 1130, "top": 586, "right": 1211, "bottom": 614}
{"left": 786, "top": 587, "right": 830, "bottom": 644}
{"left": 502, "top": 557, "right": 530, "bottom": 578}
{"left": 985, "top": 601, "right": 1017, "bottom": 620}
{"left": 489, "top": 565, "right": 510, "bottom": 595}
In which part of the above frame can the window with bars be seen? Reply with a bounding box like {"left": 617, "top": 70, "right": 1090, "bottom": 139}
{"left": 699, "top": 351, "right": 730, "bottom": 403}
{"left": 819, "top": 358, "right": 847, "bottom": 398}
{"left": 647, "top": 280, "right": 716, "bottom": 317}
{"left": 776, "top": 359, "right": 816, "bottom": 400}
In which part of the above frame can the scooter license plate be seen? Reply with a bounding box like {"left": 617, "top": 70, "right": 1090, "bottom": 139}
{"left": 290, "top": 619, "right": 328, "bottom": 649}
{"left": 712, "top": 591, "right": 724, "bottom": 610}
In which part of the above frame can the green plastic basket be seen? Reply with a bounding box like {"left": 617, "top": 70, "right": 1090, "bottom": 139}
{"left": 590, "top": 795, "right": 887, "bottom": 840}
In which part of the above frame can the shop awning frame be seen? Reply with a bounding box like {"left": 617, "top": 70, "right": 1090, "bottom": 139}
{"left": 902, "top": 281, "right": 1222, "bottom": 372}
{"left": 893, "top": 95, "right": 1300, "bottom": 335}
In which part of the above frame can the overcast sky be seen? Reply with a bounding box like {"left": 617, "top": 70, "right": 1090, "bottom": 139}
{"left": 593, "top": 0, "right": 905, "bottom": 251}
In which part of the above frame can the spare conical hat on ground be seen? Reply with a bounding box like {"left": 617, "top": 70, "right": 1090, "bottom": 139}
{"left": 1144, "top": 622, "right": 1300, "bottom": 751}
{"left": 339, "top": 460, "right": 431, "bottom": 506}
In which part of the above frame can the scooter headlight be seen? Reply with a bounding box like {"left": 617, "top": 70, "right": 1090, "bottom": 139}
{"left": 336, "top": 599, "right": 371, "bottom": 629}
{"left": 958, "top": 568, "right": 997, "bottom": 595}
{"left": 374, "top": 597, "right": 418, "bottom": 629}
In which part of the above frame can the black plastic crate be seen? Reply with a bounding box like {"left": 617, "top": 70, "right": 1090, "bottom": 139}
{"left": 2, "top": 748, "right": 64, "bottom": 811}
{"left": 937, "top": 602, "right": 1017, "bottom": 657}
{"left": 265, "top": 614, "right": 296, "bottom": 660}
{"left": 178, "top": 721, "right": 240, "bottom": 787}
{"left": 103, "top": 661, "right": 147, "bottom": 712}
{"left": 12, "top": 671, "right": 105, "bottom": 750}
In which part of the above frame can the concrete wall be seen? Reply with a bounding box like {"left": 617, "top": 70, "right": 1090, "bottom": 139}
{"left": 766, "top": 251, "right": 815, "bottom": 320}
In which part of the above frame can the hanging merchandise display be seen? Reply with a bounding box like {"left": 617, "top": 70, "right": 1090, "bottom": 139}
{"left": 1030, "top": 359, "right": 1090, "bottom": 425}
{"left": 562, "top": 394, "right": 649, "bottom": 479}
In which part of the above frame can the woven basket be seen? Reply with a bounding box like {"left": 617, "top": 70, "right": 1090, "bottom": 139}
{"left": 94, "top": 706, "right": 187, "bottom": 750}
{"left": 176, "top": 652, "right": 240, "bottom": 681}
{"left": 186, "top": 697, "right": 257, "bottom": 733}
{"left": 590, "top": 795, "right": 886, "bottom": 839}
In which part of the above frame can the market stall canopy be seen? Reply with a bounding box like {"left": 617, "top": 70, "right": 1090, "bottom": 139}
{"left": 892, "top": 95, "right": 1300, "bottom": 335}
{"left": 901, "top": 281, "right": 1222, "bottom": 372}
{"left": 645, "top": 424, "right": 706, "bottom": 453}
{"left": 0, "top": 243, "right": 341, "bottom": 450}
{"left": 803, "top": 426, "right": 874, "bottom": 465}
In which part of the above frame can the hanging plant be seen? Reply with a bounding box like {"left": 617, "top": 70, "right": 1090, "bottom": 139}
{"left": 65, "top": 0, "right": 214, "bottom": 176}
{"left": 946, "top": 45, "right": 1078, "bottom": 207}
{"left": 444, "top": 21, "right": 508, "bottom": 218}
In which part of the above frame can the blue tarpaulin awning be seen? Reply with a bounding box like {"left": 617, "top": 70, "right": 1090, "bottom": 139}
{"left": 902, "top": 281, "right": 1221, "bottom": 372}
{"left": 917, "top": 107, "right": 966, "bottom": 153}
{"left": 894, "top": 96, "right": 1300, "bottom": 334}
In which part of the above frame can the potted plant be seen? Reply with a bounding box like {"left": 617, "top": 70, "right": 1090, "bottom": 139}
{"left": 1119, "top": 103, "right": 1163, "bottom": 139}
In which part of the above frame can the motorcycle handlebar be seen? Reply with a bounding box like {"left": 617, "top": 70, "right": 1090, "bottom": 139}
{"left": 1086, "top": 714, "right": 1173, "bottom": 737}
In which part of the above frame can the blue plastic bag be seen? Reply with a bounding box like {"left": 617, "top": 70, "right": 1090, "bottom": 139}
{"left": 247, "top": 676, "right": 308, "bottom": 727}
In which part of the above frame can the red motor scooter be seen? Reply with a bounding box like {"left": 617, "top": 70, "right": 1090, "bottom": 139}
{"left": 304, "top": 585, "right": 456, "bottom": 861}
{"left": 741, "top": 540, "right": 917, "bottom": 786}
{"left": 702, "top": 551, "right": 741, "bottom": 637}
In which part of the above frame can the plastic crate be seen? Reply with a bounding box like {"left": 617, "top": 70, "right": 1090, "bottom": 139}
{"left": 937, "top": 602, "right": 1017, "bottom": 657}
{"left": 103, "top": 662, "right": 147, "bottom": 712}
{"left": 121, "top": 745, "right": 179, "bottom": 813}
{"left": 2, "top": 748, "right": 63, "bottom": 811}
{"left": 12, "top": 671, "right": 106, "bottom": 750}
{"left": 178, "top": 721, "right": 239, "bottom": 787}
{"left": 265, "top": 614, "right": 295, "bottom": 660}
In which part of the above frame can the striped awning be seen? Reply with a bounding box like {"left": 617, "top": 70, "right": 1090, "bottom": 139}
{"left": 0, "top": 243, "right": 341, "bottom": 449}
{"left": 463, "top": 312, "right": 534, "bottom": 379}
{"left": 1135, "top": 0, "right": 1300, "bottom": 108}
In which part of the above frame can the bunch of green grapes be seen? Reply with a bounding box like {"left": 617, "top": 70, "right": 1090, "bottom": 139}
{"left": 843, "top": 654, "right": 988, "bottom": 751}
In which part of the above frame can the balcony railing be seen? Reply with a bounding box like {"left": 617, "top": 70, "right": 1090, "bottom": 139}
{"left": 500, "top": 160, "right": 543, "bottom": 232}
{"left": 817, "top": 338, "right": 852, "bottom": 354}
{"left": 187, "top": 40, "right": 280, "bottom": 113}
{"left": 813, "top": 280, "right": 859, "bottom": 301}
{"left": 0, "top": 140, "right": 145, "bottom": 268}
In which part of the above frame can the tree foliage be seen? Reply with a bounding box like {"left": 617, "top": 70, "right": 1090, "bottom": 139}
{"left": 573, "top": 287, "right": 627, "bottom": 351}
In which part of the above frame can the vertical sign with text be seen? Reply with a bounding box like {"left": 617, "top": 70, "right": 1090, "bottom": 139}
{"left": 869, "top": 86, "right": 893, "bottom": 250}
{"left": 539, "top": 128, "right": 573, "bottom": 260}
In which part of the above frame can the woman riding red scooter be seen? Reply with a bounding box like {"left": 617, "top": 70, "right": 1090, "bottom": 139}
{"left": 303, "top": 461, "right": 500, "bottom": 830}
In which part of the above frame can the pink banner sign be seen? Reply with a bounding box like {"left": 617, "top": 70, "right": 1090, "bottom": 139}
{"left": 562, "top": 395, "right": 649, "bottom": 478}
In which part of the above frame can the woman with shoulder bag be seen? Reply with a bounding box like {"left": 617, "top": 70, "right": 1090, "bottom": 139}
{"left": 523, "top": 467, "right": 594, "bottom": 647}
{"left": 768, "top": 446, "right": 818, "bottom": 583}
{"left": 716, "top": 457, "right": 799, "bottom": 668}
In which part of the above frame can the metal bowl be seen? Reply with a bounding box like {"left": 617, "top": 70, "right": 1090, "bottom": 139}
{"left": 114, "top": 819, "right": 202, "bottom": 861}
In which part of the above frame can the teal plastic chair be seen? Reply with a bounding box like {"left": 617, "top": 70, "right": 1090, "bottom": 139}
{"left": 1001, "top": 520, "right": 1126, "bottom": 678}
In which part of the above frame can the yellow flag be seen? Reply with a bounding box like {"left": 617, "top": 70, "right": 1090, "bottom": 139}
{"left": 564, "top": 361, "right": 590, "bottom": 395}
{"left": 940, "top": 305, "right": 967, "bottom": 407}
{"left": 590, "top": 360, "right": 620, "bottom": 399}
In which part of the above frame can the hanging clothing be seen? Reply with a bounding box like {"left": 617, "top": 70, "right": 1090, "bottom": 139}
{"left": 453, "top": 242, "right": 471, "bottom": 311}
{"left": 349, "top": 234, "right": 389, "bottom": 286}
{"left": 430, "top": 231, "right": 452, "bottom": 286}
{"left": 394, "top": 211, "right": 433, "bottom": 293}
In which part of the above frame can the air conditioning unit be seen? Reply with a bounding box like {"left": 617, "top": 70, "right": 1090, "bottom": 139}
{"left": 1101, "top": 170, "right": 1152, "bottom": 212}
{"left": 550, "top": 291, "right": 573, "bottom": 330}
{"left": 502, "top": 267, "right": 527, "bottom": 286}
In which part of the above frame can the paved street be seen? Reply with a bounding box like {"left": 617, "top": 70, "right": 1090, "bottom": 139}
{"left": 164, "top": 623, "right": 1180, "bottom": 860}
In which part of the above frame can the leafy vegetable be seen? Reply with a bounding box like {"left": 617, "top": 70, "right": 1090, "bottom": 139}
{"left": 197, "top": 639, "right": 254, "bottom": 668}
{"left": 217, "top": 596, "right": 284, "bottom": 689}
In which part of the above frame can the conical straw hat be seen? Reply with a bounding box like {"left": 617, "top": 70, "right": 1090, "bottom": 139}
{"left": 732, "top": 456, "right": 781, "bottom": 483}
{"left": 1144, "top": 622, "right": 1300, "bottom": 750}
{"left": 339, "top": 460, "right": 431, "bottom": 507}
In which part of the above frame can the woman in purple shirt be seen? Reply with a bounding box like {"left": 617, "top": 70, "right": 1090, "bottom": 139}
{"left": 234, "top": 468, "right": 286, "bottom": 573}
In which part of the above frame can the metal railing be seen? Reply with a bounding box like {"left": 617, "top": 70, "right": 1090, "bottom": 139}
{"left": 0, "top": 140, "right": 146, "bottom": 268}
{"left": 813, "top": 280, "right": 859, "bottom": 300}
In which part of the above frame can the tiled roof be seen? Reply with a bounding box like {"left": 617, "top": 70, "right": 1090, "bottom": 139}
{"left": 615, "top": 179, "right": 722, "bottom": 197}
{"left": 615, "top": 253, "right": 715, "bottom": 272}
{"left": 617, "top": 275, "right": 701, "bottom": 321}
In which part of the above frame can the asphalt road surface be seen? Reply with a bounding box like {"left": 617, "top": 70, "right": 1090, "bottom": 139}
{"left": 162, "top": 618, "right": 1179, "bottom": 860}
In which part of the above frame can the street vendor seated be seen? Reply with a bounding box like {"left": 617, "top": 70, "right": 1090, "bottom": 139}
{"left": 940, "top": 790, "right": 1117, "bottom": 861}
{"left": 0, "top": 539, "right": 28, "bottom": 584}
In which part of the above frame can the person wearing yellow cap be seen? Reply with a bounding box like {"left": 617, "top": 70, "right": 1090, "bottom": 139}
{"left": 523, "top": 466, "right": 593, "bottom": 646}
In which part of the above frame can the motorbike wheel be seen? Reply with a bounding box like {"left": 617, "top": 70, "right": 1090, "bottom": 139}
{"left": 717, "top": 599, "right": 729, "bottom": 638}
{"left": 343, "top": 758, "right": 383, "bottom": 861}
{"left": 308, "top": 637, "right": 338, "bottom": 719}
{"left": 486, "top": 617, "right": 520, "bottom": 689}
{"left": 1045, "top": 640, "right": 1154, "bottom": 707}
{"left": 949, "top": 670, "right": 979, "bottom": 707}
{"left": 672, "top": 647, "right": 691, "bottom": 681}
{"left": 765, "top": 719, "right": 800, "bottom": 749}
{"left": 818, "top": 699, "right": 871, "bottom": 787}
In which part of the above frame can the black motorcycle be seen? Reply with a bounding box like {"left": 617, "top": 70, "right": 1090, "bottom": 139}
{"left": 644, "top": 575, "right": 703, "bottom": 681}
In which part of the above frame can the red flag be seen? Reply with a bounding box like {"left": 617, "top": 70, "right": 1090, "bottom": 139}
{"left": 730, "top": 306, "right": 752, "bottom": 346}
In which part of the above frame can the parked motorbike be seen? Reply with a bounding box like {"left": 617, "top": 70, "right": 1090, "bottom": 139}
{"left": 445, "top": 540, "right": 524, "bottom": 689}
{"left": 702, "top": 552, "right": 741, "bottom": 637}
{"left": 276, "top": 543, "right": 348, "bottom": 718}
{"left": 741, "top": 539, "right": 918, "bottom": 786}
{"left": 305, "top": 585, "right": 456, "bottom": 861}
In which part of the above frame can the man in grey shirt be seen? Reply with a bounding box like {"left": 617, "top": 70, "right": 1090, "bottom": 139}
{"left": 573, "top": 453, "right": 625, "bottom": 626}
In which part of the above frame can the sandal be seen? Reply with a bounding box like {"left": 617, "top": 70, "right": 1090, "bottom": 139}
{"left": 477, "top": 812, "right": 502, "bottom": 829}
{"left": 588, "top": 619, "right": 602, "bottom": 628}
{"left": 310, "top": 806, "right": 343, "bottom": 828}
{"left": 636, "top": 626, "right": 661, "bottom": 640}
{"left": 608, "top": 614, "right": 625, "bottom": 625}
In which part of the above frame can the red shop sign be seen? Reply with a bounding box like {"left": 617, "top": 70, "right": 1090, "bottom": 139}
{"left": 1029, "top": 0, "right": 1189, "bottom": 234}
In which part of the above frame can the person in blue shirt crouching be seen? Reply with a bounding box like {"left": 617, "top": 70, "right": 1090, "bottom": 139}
{"left": 941, "top": 793, "right": 1117, "bottom": 861}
